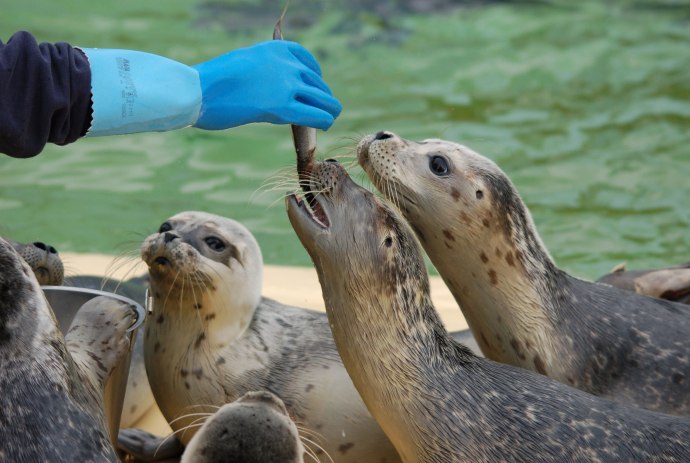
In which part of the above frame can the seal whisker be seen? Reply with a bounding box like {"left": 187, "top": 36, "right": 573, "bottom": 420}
{"left": 168, "top": 412, "right": 214, "bottom": 426}
{"left": 179, "top": 416, "right": 209, "bottom": 439}
{"left": 299, "top": 435, "right": 334, "bottom": 463}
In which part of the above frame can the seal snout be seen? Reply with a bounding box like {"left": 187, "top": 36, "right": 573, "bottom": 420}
{"left": 374, "top": 131, "right": 394, "bottom": 141}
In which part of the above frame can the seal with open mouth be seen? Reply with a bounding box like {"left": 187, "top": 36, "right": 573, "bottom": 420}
{"left": 357, "top": 131, "right": 690, "bottom": 417}
{"left": 286, "top": 158, "right": 690, "bottom": 462}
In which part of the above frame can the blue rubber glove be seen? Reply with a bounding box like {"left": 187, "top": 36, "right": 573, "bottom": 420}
{"left": 82, "top": 41, "right": 341, "bottom": 137}
{"left": 193, "top": 41, "right": 342, "bottom": 131}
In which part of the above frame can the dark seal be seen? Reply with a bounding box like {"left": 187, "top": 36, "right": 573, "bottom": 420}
{"left": 0, "top": 237, "right": 134, "bottom": 462}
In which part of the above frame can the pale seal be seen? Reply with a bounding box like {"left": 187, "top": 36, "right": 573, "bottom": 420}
{"left": 597, "top": 260, "right": 690, "bottom": 304}
{"left": 132, "top": 210, "right": 400, "bottom": 462}
{"left": 8, "top": 238, "right": 64, "bottom": 285}
{"left": 181, "top": 391, "right": 305, "bottom": 463}
{"left": 286, "top": 159, "right": 690, "bottom": 462}
{"left": 0, "top": 237, "right": 134, "bottom": 462}
{"left": 357, "top": 131, "right": 690, "bottom": 416}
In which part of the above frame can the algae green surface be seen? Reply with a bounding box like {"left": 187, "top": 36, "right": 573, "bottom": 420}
{"left": 1, "top": 0, "right": 689, "bottom": 279}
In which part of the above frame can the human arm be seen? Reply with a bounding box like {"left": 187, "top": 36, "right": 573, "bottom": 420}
{"left": 0, "top": 33, "right": 341, "bottom": 158}
{"left": 0, "top": 31, "right": 92, "bottom": 158}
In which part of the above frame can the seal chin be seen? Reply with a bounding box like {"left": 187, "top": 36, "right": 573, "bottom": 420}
{"left": 286, "top": 192, "right": 330, "bottom": 232}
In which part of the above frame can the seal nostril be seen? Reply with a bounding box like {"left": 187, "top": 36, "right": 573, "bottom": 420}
{"left": 32, "top": 241, "right": 47, "bottom": 251}
{"left": 325, "top": 158, "right": 338, "bottom": 164}
{"left": 154, "top": 256, "right": 170, "bottom": 266}
{"left": 164, "top": 232, "right": 178, "bottom": 243}
{"left": 48, "top": 246, "right": 57, "bottom": 254}
{"left": 374, "top": 131, "right": 393, "bottom": 141}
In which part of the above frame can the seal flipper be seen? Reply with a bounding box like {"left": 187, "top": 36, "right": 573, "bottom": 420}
{"left": 118, "top": 428, "right": 184, "bottom": 462}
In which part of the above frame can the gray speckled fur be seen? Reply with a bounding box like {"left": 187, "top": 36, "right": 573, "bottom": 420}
{"left": 0, "top": 238, "right": 118, "bottom": 462}
{"left": 287, "top": 160, "right": 690, "bottom": 463}
{"left": 137, "top": 211, "right": 401, "bottom": 463}
{"left": 181, "top": 391, "right": 303, "bottom": 463}
{"left": 358, "top": 132, "right": 690, "bottom": 417}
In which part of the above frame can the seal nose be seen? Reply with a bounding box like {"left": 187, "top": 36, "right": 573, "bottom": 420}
{"left": 33, "top": 242, "right": 58, "bottom": 254}
{"left": 163, "top": 232, "right": 178, "bottom": 244}
{"left": 374, "top": 131, "right": 393, "bottom": 141}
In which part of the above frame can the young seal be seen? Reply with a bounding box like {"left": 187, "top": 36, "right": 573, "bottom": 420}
{"left": 132, "top": 211, "right": 400, "bottom": 463}
{"left": 181, "top": 391, "right": 305, "bottom": 463}
{"left": 597, "top": 260, "right": 690, "bottom": 304}
{"left": 357, "top": 131, "right": 690, "bottom": 416}
{"left": 0, "top": 237, "right": 134, "bottom": 462}
{"left": 8, "top": 237, "right": 64, "bottom": 285}
{"left": 286, "top": 159, "right": 690, "bottom": 463}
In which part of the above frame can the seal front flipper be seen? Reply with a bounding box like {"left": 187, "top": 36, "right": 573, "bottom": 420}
{"left": 118, "top": 428, "right": 184, "bottom": 462}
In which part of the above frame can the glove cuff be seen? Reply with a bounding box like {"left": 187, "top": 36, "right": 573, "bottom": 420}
{"left": 81, "top": 48, "right": 202, "bottom": 136}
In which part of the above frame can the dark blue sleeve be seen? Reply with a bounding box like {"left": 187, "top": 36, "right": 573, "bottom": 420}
{"left": 0, "top": 31, "right": 92, "bottom": 158}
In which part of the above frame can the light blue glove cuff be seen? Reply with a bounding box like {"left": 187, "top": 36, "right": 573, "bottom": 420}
{"left": 81, "top": 48, "right": 202, "bottom": 136}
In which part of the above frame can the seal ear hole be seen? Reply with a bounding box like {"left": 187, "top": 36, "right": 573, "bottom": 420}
{"left": 384, "top": 237, "right": 393, "bottom": 248}
{"left": 159, "top": 222, "right": 172, "bottom": 233}
{"left": 476, "top": 190, "right": 484, "bottom": 200}
{"left": 429, "top": 155, "right": 450, "bottom": 177}
{"left": 204, "top": 236, "right": 226, "bottom": 252}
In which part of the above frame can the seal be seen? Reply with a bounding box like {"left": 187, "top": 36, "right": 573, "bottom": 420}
{"left": 133, "top": 210, "right": 401, "bottom": 463}
{"left": 286, "top": 159, "right": 690, "bottom": 462}
{"left": 597, "top": 260, "right": 690, "bottom": 304}
{"left": 357, "top": 131, "right": 690, "bottom": 417}
{"left": 64, "top": 274, "right": 154, "bottom": 428}
{"left": 0, "top": 237, "right": 134, "bottom": 462}
{"left": 8, "top": 238, "right": 64, "bottom": 285}
{"left": 181, "top": 390, "right": 305, "bottom": 463}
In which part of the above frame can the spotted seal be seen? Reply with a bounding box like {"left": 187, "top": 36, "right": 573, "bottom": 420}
{"left": 357, "top": 131, "right": 690, "bottom": 416}
{"left": 0, "top": 237, "right": 134, "bottom": 461}
{"left": 181, "top": 391, "right": 305, "bottom": 463}
{"left": 8, "top": 238, "right": 64, "bottom": 285}
{"left": 129, "top": 210, "right": 400, "bottom": 462}
{"left": 286, "top": 158, "right": 690, "bottom": 462}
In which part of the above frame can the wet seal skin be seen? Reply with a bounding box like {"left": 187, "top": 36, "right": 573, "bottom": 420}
{"left": 287, "top": 159, "right": 690, "bottom": 463}
{"left": 0, "top": 238, "right": 133, "bottom": 462}
{"left": 118, "top": 211, "right": 401, "bottom": 463}
{"left": 357, "top": 131, "right": 690, "bottom": 417}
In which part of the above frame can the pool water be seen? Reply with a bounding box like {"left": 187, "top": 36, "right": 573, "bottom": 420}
{"left": 1, "top": 0, "right": 689, "bottom": 279}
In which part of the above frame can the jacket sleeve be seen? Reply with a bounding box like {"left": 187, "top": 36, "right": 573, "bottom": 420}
{"left": 0, "top": 31, "right": 92, "bottom": 158}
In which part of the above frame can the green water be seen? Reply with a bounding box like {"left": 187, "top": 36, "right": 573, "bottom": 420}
{"left": 1, "top": 0, "right": 689, "bottom": 279}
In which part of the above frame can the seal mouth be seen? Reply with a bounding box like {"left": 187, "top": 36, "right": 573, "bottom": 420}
{"left": 288, "top": 191, "right": 330, "bottom": 229}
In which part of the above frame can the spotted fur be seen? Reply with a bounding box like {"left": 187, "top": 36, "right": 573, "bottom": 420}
{"left": 358, "top": 132, "right": 690, "bottom": 417}
{"left": 7, "top": 238, "right": 64, "bottom": 285}
{"left": 136, "top": 211, "right": 400, "bottom": 463}
{"left": 181, "top": 391, "right": 304, "bottom": 463}
{"left": 287, "top": 160, "right": 690, "bottom": 463}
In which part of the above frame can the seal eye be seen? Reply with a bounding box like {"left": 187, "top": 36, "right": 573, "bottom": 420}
{"left": 159, "top": 222, "right": 172, "bottom": 233}
{"left": 384, "top": 237, "right": 393, "bottom": 248}
{"left": 429, "top": 155, "right": 450, "bottom": 176}
{"left": 205, "top": 236, "right": 226, "bottom": 252}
